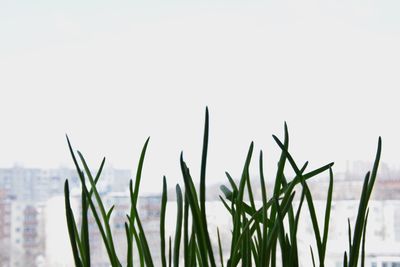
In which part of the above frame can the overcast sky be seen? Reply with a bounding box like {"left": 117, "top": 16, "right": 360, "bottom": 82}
{"left": 1, "top": 0, "right": 399, "bottom": 193}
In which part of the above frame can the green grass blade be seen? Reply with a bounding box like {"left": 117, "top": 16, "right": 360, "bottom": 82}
{"left": 169, "top": 236, "right": 172, "bottom": 267}
{"left": 258, "top": 150, "right": 269, "bottom": 267}
{"left": 189, "top": 229, "right": 197, "bottom": 267}
{"left": 180, "top": 155, "right": 210, "bottom": 267}
{"left": 66, "top": 138, "right": 116, "bottom": 266}
{"left": 267, "top": 124, "right": 289, "bottom": 256}
{"left": 229, "top": 142, "right": 254, "bottom": 267}
{"left": 66, "top": 135, "right": 98, "bottom": 267}
{"left": 310, "top": 246, "right": 316, "bottom": 267}
{"left": 272, "top": 134, "right": 327, "bottom": 264}
{"left": 133, "top": 206, "right": 154, "bottom": 267}
{"left": 321, "top": 167, "right": 334, "bottom": 262}
{"left": 361, "top": 209, "right": 369, "bottom": 267}
{"left": 219, "top": 195, "right": 233, "bottom": 214}
{"left": 106, "top": 205, "right": 115, "bottom": 222}
{"left": 127, "top": 214, "right": 144, "bottom": 267}
{"left": 347, "top": 218, "right": 352, "bottom": 258}
{"left": 264, "top": 192, "right": 296, "bottom": 266}
{"left": 183, "top": 192, "right": 190, "bottom": 267}
{"left": 195, "top": 239, "right": 204, "bottom": 266}
{"left": 225, "top": 172, "right": 238, "bottom": 193}
{"left": 161, "top": 176, "right": 168, "bottom": 267}
{"left": 367, "top": 137, "right": 381, "bottom": 200}
{"left": 79, "top": 179, "right": 90, "bottom": 267}
{"left": 245, "top": 166, "right": 262, "bottom": 249}
{"left": 289, "top": 188, "right": 306, "bottom": 266}
{"left": 241, "top": 215, "right": 251, "bottom": 267}
{"left": 174, "top": 184, "right": 183, "bottom": 267}
{"left": 64, "top": 180, "right": 83, "bottom": 267}
{"left": 124, "top": 222, "right": 133, "bottom": 267}
{"left": 77, "top": 152, "right": 120, "bottom": 266}
{"left": 125, "top": 138, "right": 151, "bottom": 267}
{"left": 131, "top": 137, "right": 150, "bottom": 211}
{"left": 349, "top": 172, "right": 370, "bottom": 267}
{"left": 200, "top": 107, "right": 209, "bottom": 215}
{"left": 273, "top": 195, "right": 288, "bottom": 267}
{"left": 198, "top": 107, "right": 216, "bottom": 267}
{"left": 250, "top": 237, "right": 259, "bottom": 267}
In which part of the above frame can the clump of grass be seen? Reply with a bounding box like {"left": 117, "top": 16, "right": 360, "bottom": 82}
{"left": 64, "top": 108, "right": 381, "bottom": 267}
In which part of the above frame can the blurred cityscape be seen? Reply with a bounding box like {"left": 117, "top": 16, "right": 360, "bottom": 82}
{"left": 0, "top": 161, "right": 400, "bottom": 267}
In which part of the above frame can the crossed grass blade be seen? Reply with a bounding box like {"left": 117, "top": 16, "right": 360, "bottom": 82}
{"left": 66, "top": 137, "right": 120, "bottom": 267}
{"left": 77, "top": 152, "right": 121, "bottom": 267}
{"left": 272, "top": 133, "right": 333, "bottom": 266}
{"left": 66, "top": 135, "right": 106, "bottom": 267}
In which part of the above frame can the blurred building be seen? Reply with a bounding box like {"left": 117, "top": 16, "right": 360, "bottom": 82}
{"left": 0, "top": 166, "right": 130, "bottom": 202}
{"left": 0, "top": 189, "right": 11, "bottom": 267}
{"left": 138, "top": 195, "right": 162, "bottom": 265}
{"left": 0, "top": 166, "right": 78, "bottom": 202}
{"left": 292, "top": 200, "right": 400, "bottom": 267}
{"left": 0, "top": 166, "right": 131, "bottom": 267}
{"left": 9, "top": 202, "right": 45, "bottom": 267}
{"left": 2, "top": 163, "right": 400, "bottom": 267}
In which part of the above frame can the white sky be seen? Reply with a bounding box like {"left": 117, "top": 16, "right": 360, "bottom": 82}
{"left": 1, "top": 0, "right": 400, "bottom": 193}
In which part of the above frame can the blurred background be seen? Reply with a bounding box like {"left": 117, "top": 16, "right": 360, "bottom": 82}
{"left": 1, "top": 0, "right": 400, "bottom": 266}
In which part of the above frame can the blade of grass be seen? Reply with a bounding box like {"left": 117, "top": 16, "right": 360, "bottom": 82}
{"left": 198, "top": 107, "right": 216, "bottom": 267}
{"left": 229, "top": 142, "right": 254, "bottom": 267}
{"left": 64, "top": 180, "right": 83, "bottom": 267}
{"left": 180, "top": 155, "right": 210, "bottom": 267}
{"left": 348, "top": 172, "right": 370, "bottom": 267}
{"left": 200, "top": 107, "right": 209, "bottom": 214}
{"left": 310, "top": 246, "right": 316, "bottom": 267}
{"left": 347, "top": 218, "right": 352, "bottom": 259}
{"left": 124, "top": 222, "right": 133, "bottom": 267}
{"left": 127, "top": 210, "right": 144, "bottom": 266}
{"left": 288, "top": 188, "right": 306, "bottom": 267}
{"left": 169, "top": 236, "right": 172, "bottom": 267}
{"left": 66, "top": 135, "right": 106, "bottom": 267}
{"left": 349, "top": 138, "right": 381, "bottom": 266}
{"left": 321, "top": 167, "right": 334, "bottom": 262}
{"left": 66, "top": 142, "right": 116, "bottom": 266}
{"left": 131, "top": 137, "right": 150, "bottom": 213}
{"left": 134, "top": 206, "right": 154, "bottom": 267}
{"left": 174, "top": 184, "right": 183, "bottom": 267}
{"left": 77, "top": 152, "right": 120, "bottom": 266}
{"left": 183, "top": 192, "right": 190, "bottom": 267}
{"left": 361, "top": 209, "right": 369, "bottom": 267}
{"left": 258, "top": 150, "right": 268, "bottom": 267}
{"left": 272, "top": 134, "right": 331, "bottom": 266}
{"left": 161, "top": 176, "right": 168, "bottom": 267}
{"left": 367, "top": 137, "right": 381, "bottom": 200}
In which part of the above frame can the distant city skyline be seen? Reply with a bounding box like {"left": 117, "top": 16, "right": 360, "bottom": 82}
{"left": 1, "top": 159, "right": 400, "bottom": 266}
